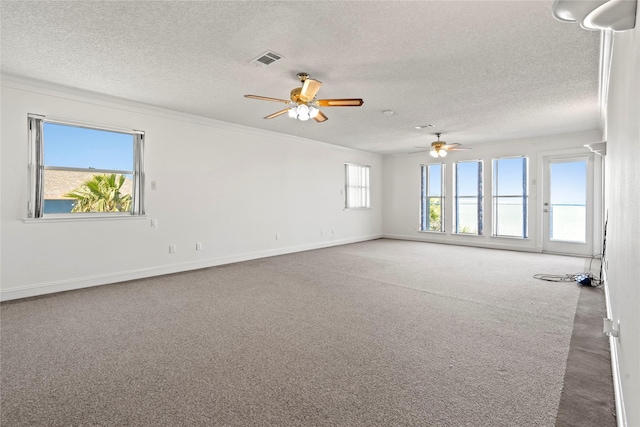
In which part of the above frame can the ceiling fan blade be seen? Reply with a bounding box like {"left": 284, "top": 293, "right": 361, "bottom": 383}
{"left": 300, "top": 79, "right": 322, "bottom": 102}
{"left": 313, "top": 111, "right": 328, "bottom": 122}
{"left": 317, "top": 98, "right": 364, "bottom": 107}
{"left": 442, "top": 143, "right": 460, "bottom": 149}
{"left": 245, "top": 95, "right": 291, "bottom": 104}
{"left": 448, "top": 147, "right": 472, "bottom": 151}
{"left": 264, "top": 108, "right": 291, "bottom": 119}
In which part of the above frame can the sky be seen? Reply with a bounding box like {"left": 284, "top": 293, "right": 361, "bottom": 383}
{"left": 550, "top": 160, "right": 587, "bottom": 205}
{"left": 456, "top": 161, "right": 482, "bottom": 196}
{"left": 44, "top": 123, "right": 134, "bottom": 171}
{"left": 428, "top": 164, "right": 442, "bottom": 195}
{"left": 438, "top": 157, "right": 587, "bottom": 206}
{"left": 493, "top": 157, "right": 526, "bottom": 196}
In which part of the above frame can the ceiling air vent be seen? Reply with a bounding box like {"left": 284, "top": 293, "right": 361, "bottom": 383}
{"left": 250, "top": 51, "right": 283, "bottom": 67}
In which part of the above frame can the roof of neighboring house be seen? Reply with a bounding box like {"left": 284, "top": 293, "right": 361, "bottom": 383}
{"left": 44, "top": 170, "right": 133, "bottom": 200}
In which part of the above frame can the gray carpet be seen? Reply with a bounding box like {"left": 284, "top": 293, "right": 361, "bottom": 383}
{"left": 1, "top": 239, "right": 612, "bottom": 426}
{"left": 555, "top": 285, "right": 616, "bottom": 426}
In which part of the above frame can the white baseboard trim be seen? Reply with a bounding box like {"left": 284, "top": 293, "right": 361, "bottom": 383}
{"left": 603, "top": 269, "right": 627, "bottom": 427}
{"left": 382, "top": 233, "right": 541, "bottom": 253}
{"left": 0, "top": 234, "right": 382, "bottom": 302}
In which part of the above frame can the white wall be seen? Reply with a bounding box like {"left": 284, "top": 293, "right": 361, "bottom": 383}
{"left": 603, "top": 22, "right": 640, "bottom": 427}
{"left": 382, "top": 130, "right": 603, "bottom": 253}
{"left": 0, "top": 78, "right": 382, "bottom": 301}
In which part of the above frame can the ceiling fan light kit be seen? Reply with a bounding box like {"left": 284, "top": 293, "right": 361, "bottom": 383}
{"left": 288, "top": 103, "right": 320, "bottom": 121}
{"left": 244, "top": 72, "right": 364, "bottom": 123}
{"left": 430, "top": 148, "right": 447, "bottom": 158}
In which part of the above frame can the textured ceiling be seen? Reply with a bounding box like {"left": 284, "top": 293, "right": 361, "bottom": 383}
{"left": 1, "top": 1, "right": 601, "bottom": 154}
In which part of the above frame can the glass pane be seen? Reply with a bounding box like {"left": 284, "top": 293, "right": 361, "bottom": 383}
{"left": 550, "top": 161, "right": 587, "bottom": 242}
{"left": 420, "top": 166, "right": 427, "bottom": 230}
{"left": 494, "top": 197, "right": 524, "bottom": 237}
{"left": 428, "top": 197, "right": 442, "bottom": 231}
{"left": 456, "top": 161, "right": 482, "bottom": 234}
{"left": 457, "top": 198, "right": 478, "bottom": 234}
{"left": 428, "top": 164, "right": 442, "bottom": 196}
{"left": 494, "top": 157, "right": 525, "bottom": 196}
{"left": 43, "top": 170, "right": 133, "bottom": 214}
{"left": 44, "top": 123, "right": 134, "bottom": 171}
{"left": 456, "top": 161, "right": 480, "bottom": 197}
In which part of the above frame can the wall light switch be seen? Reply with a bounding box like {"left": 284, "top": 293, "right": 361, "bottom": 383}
{"left": 151, "top": 219, "right": 158, "bottom": 228}
{"left": 151, "top": 181, "right": 157, "bottom": 190}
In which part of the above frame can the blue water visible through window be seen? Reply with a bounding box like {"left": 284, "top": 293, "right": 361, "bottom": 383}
{"left": 43, "top": 199, "right": 75, "bottom": 213}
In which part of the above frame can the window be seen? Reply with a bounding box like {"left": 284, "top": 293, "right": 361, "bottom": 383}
{"left": 454, "top": 160, "right": 483, "bottom": 234}
{"left": 492, "top": 157, "right": 528, "bottom": 238}
{"left": 420, "top": 163, "right": 445, "bottom": 232}
{"left": 28, "top": 115, "right": 145, "bottom": 218}
{"left": 345, "top": 163, "right": 370, "bottom": 209}
{"left": 549, "top": 159, "right": 587, "bottom": 242}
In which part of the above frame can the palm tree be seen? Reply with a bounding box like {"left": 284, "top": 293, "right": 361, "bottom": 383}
{"left": 429, "top": 198, "right": 442, "bottom": 231}
{"left": 64, "top": 174, "right": 132, "bottom": 213}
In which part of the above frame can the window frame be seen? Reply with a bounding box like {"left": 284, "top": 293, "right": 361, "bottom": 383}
{"left": 492, "top": 156, "right": 529, "bottom": 239}
{"left": 420, "top": 163, "right": 445, "bottom": 232}
{"left": 453, "top": 160, "right": 484, "bottom": 235}
{"left": 344, "top": 163, "right": 371, "bottom": 210}
{"left": 27, "top": 114, "right": 145, "bottom": 219}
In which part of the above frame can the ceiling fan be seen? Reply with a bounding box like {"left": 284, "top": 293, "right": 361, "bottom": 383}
{"left": 244, "top": 72, "right": 364, "bottom": 123}
{"left": 414, "top": 133, "right": 471, "bottom": 158}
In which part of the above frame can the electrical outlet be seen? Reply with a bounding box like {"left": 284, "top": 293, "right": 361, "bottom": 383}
{"left": 151, "top": 219, "right": 158, "bottom": 228}
{"left": 151, "top": 181, "right": 157, "bottom": 190}
{"left": 603, "top": 318, "right": 620, "bottom": 338}
{"left": 276, "top": 233, "right": 280, "bottom": 240}
{"left": 169, "top": 245, "right": 176, "bottom": 254}
{"left": 196, "top": 242, "right": 202, "bottom": 251}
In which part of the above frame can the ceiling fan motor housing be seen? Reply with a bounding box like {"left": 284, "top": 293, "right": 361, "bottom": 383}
{"left": 290, "top": 87, "right": 303, "bottom": 103}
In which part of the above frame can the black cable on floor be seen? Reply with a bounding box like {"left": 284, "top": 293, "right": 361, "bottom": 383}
{"left": 534, "top": 254, "right": 603, "bottom": 287}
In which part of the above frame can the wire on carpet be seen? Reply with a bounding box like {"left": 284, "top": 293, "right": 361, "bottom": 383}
{"left": 534, "top": 254, "right": 603, "bottom": 287}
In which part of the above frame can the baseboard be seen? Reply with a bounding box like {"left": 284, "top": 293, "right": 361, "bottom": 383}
{"left": 603, "top": 269, "right": 627, "bottom": 427}
{"left": 382, "top": 233, "right": 540, "bottom": 253}
{"left": 0, "top": 234, "right": 382, "bottom": 302}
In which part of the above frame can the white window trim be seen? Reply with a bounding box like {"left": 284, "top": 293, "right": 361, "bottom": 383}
{"left": 27, "top": 114, "right": 145, "bottom": 219}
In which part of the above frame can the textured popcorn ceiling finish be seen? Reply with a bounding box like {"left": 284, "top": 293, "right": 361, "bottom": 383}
{"left": 1, "top": 1, "right": 601, "bottom": 153}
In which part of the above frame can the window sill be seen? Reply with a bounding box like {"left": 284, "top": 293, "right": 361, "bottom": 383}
{"left": 417, "top": 230, "right": 445, "bottom": 234}
{"left": 23, "top": 215, "right": 148, "bottom": 224}
{"left": 343, "top": 207, "right": 372, "bottom": 211}
{"left": 490, "top": 235, "right": 529, "bottom": 240}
